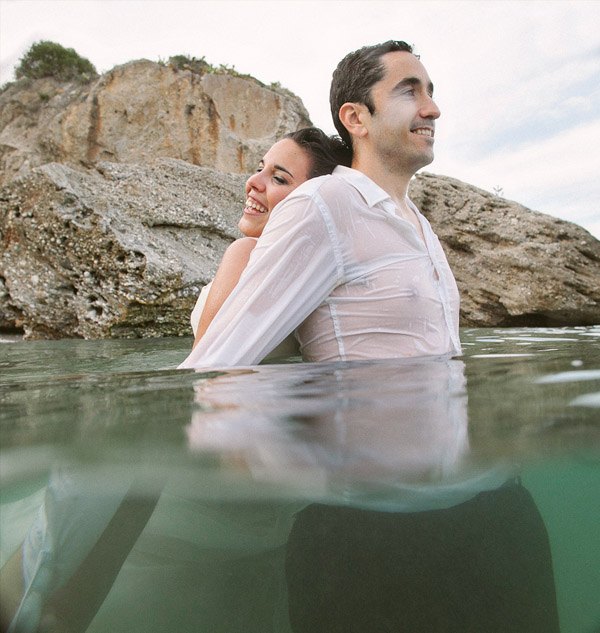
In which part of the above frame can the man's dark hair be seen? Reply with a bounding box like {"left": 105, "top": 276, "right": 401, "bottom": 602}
{"left": 284, "top": 127, "right": 352, "bottom": 177}
{"left": 330, "top": 40, "right": 414, "bottom": 148}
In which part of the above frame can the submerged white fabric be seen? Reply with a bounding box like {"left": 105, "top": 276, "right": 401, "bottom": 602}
{"left": 179, "top": 166, "right": 460, "bottom": 369}
{"left": 190, "top": 281, "right": 213, "bottom": 336}
{"left": 9, "top": 469, "right": 132, "bottom": 633}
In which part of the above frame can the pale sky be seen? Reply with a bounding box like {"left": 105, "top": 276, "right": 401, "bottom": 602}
{"left": 1, "top": 0, "right": 599, "bottom": 237}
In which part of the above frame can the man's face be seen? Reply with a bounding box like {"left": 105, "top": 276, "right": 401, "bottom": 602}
{"left": 365, "top": 51, "right": 440, "bottom": 174}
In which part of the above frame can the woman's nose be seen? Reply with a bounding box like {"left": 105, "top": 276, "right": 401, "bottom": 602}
{"left": 246, "top": 171, "right": 266, "bottom": 192}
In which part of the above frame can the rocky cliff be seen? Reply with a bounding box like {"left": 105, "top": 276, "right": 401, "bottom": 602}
{"left": 1, "top": 159, "right": 598, "bottom": 339}
{"left": 0, "top": 160, "right": 246, "bottom": 338}
{"left": 1, "top": 60, "right": 599, "bottom": 339}
{"left": 0, "top": 59, "right": 311, "bottom": 184}
{"left": 409, "top": 174, "right": 600, "bottom": 327}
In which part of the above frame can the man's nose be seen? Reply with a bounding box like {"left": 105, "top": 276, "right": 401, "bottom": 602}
{"left": 421, "top": 95, "right": 441, "bottom": 119}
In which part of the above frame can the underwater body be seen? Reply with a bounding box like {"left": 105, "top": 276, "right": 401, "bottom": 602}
{"left": 1, "top": 326, "right": 599, "bottom": 632}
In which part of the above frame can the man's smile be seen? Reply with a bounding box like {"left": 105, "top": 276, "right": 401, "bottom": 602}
{"left": 411, "top": 126, "right": 434, "bottom": 138}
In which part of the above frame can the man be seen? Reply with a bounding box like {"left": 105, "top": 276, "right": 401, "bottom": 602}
{"left": 180, "top": 40, "right": 460, "bottom": 368}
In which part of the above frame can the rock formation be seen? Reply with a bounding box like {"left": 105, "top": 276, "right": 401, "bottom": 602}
{"left": 409, "top": 174, "right": 600, "bottom": 327}
{"left": 0, "top": 59, "right": 311, "bottom": 185}
{"left": 1, "top": 159, "right": 246, "bottom": 338}
{"left": 1, "top": 58, "right": 598, "bottom": 339}
{"left": 1, "top": 160, "right": 598, "bottom": 339}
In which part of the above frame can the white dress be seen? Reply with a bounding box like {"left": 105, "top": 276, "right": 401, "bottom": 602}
{"left": 190, "top": 281, "right": 300, "bottom": 361}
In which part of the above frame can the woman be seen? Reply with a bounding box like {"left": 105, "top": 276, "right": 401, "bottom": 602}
{"left": 190, "top": 127, "right": 351, "bottom": 351}
{"left": 0, "top": 130, "right": 351, "bottom": 633}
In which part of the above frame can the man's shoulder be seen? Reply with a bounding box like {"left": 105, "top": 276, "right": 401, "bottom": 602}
{"left": 287, "top": 172, "right": 355, "bottom": 199}
{"left": 406, "top": 196, "right": 428, "bottom": 222}
{"left": 295, "top": 167, "right": 392, "bottom": 210}
{"left": 283, "top": 171, "right": 365, "bottom": 212}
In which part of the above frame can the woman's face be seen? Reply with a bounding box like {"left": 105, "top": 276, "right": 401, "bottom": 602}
{"left": 239, "top": 139, "right": 312, "bottom": 238}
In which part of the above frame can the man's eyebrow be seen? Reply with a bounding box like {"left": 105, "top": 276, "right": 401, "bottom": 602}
{"left": 393, "top": 77, "right": 434, "bottom": 95}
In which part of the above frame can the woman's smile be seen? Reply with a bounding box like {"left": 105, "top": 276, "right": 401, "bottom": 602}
{"left": 244, "top": 197, "right": 269, "bottom": 214}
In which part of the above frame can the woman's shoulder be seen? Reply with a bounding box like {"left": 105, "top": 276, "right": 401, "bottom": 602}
{"left": 224, "top": 236, "right": 258, "bottom": 256}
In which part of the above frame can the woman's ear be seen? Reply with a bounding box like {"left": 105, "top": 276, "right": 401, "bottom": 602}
{"left": 338, "top": 102, "right": 369, "bottom": 141}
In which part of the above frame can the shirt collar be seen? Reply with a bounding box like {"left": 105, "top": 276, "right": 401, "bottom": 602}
{"left": 333, "top": 165, "right": 392, "bottom": 208}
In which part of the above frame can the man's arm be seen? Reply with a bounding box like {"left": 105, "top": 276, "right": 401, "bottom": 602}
{"left": 179, "top": 192, "right": 341, "bottom": 369}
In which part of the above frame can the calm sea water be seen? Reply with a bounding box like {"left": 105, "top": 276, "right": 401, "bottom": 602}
{"left": 1, "top": 327, "right": 599, "bottom": 633}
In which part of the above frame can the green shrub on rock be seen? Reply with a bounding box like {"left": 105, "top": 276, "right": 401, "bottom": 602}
{"left": 15, "top": 41, "right": 97, "bottom": 82}
{"left": 165, "top": 54, "right": 254, "bottom": 82}
{"left": 167, "top": 54, "right": 211, "bottom": 74}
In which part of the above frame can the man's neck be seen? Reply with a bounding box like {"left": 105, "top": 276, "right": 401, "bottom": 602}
{"left": 351, "top": 154, "right": 412, "bottom": 207}
{"left": 352, "top": 153, "right": 426, "bottom": 243}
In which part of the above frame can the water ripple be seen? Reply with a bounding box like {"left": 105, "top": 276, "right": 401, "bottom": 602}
{"left": 535, "top": 370, "right": 600, "bottom": 384}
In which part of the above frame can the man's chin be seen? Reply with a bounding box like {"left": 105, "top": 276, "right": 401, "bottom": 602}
{"left": 412, "top": 152, "right": 434, "bottom": 172}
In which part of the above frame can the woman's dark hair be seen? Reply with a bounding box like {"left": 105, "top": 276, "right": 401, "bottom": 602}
{"left": 330, "top": 40, "right": 414, "bottom": 148}
{"left": 284, "top": 127, "right": 352, "bottom": 178}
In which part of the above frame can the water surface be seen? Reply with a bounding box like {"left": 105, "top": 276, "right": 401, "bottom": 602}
{"left": 1, "top": 327, "right": 599, "bottom": 632}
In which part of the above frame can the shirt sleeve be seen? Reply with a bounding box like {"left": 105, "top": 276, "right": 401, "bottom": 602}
{"left": 178, "top": 191, "right": 342, "bottom": 368}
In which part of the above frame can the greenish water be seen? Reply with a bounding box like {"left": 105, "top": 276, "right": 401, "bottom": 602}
{"left": 1, "top": 327, "right": 599, "bottom": 632}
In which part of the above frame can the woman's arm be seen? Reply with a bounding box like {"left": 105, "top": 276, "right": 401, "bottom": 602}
{"left": 192, "top": 237, "right": 257, "bottom": 349}
{"left": 179, "top": 191, "right": 340, "bottom": 369}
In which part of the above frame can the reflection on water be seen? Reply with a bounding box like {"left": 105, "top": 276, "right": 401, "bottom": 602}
{"left": 0, "top": 327, "right": 599, "bottom": 632}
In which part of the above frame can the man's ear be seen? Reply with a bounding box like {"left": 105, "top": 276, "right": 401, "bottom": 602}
{"left": 338, "top": 102, "right": 369, "bottom": 140}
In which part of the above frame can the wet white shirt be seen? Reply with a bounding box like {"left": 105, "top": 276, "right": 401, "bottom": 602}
{"left": 179, "top": 166, "right": 460, "bottom": 369}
